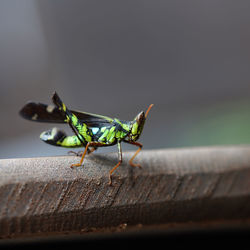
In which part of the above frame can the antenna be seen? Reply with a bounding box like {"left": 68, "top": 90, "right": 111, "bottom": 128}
{"left": 145, "top": 104, "right": 154, "bottom": 118}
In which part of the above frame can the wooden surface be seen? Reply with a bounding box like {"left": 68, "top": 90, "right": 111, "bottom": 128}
{"left": 1, "top": 146, "right": 250, "bottom": 239}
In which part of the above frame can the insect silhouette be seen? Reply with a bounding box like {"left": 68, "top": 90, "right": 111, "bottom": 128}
{"left": 19, "top": 92, "right": 153, "bottom": 185}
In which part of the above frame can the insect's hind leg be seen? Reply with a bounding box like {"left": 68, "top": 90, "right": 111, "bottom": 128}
{"left": 52, "top": 92, "right": 93, "bottom": 145}
{"left": 52, "top": 92, "right": 79, "bottom": 127}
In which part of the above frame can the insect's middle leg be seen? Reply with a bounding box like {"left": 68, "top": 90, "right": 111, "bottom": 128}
{"left": 71, "top": 142, "right": 108, "bottom": 168}
{"left": 71, "top": 142, "right": 90, "bottom": 168}
{"left": 88, "top": 146, "right": 97, "bottom": 155}
{"left": 71, "top": 143, "right": 100, "bottom": 168}
{"left": 68, "top": 150, "right": 84, "bottom": 157}
{"left": 108, "top": 141, "right": 122, "bottom": 186}
{"left": 68, "top": 146, "right": 96, "bottom": 157}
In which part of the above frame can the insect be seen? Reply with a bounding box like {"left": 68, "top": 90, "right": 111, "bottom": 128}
{"left": 19, "top": 92, "right": 153, "bottom": 185}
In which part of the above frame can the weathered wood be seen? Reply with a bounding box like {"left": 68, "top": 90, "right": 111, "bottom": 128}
{"left": 1, "top": 146, "right": 250, "bottom": 239}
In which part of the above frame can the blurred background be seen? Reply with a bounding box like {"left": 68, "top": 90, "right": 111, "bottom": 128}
{"left": 1, "top": 0, "right": 250, "bottom": 159}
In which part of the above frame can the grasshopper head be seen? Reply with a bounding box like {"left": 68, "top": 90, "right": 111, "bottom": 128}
{"left": 129, "top": 111, "right": 145, "bottom": 141}
{"left": 129, "top": 104, "right": 154, "bottom": 141}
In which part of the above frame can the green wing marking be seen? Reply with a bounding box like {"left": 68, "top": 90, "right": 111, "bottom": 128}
{"left": 19, "top": 102, "right": 113, "bottom": 127}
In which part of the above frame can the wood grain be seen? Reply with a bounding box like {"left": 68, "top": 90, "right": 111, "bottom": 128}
{"left": 1, "top": 146, "right": 250, "bottom": 238}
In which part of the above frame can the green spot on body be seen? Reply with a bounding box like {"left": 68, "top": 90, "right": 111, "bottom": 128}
{"left": 58, "top": 135, "right": 82, "bottom": 148}
{"left": 122, "top": 123, "right": 130, "bottom": 132}
{"left": 132, "top": 122, "right": 138, "bottom": 135}
{"left": 115, "top": 118, "right": 129, "bottom": 132}
{"left": 99, "top": 128, "right": 109, "bottom": 142}
{"left": 116, "top": 130, "right": 121, "bottom": 138}
{"left": 107, "top": 126, "right": 116, "bottom": 142}
{"left": 71, "top": 115, "right": 79, "bottom": 126}
{"left": 62, "top": 103, "right": 67, "bottom": 112}
{"left": 121, "top": 131, "right": 127, "bottom": 138}
{"left": 114, "top": 118, "right": 122, "bottom": 125}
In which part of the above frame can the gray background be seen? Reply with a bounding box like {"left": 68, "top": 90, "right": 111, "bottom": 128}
{"left": 1, "top": 0, "right": 250, "bottom": 158}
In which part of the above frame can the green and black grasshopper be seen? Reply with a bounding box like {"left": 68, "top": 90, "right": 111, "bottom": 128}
{"left": 20, "top": 92, "right": 153, "bottom": 185}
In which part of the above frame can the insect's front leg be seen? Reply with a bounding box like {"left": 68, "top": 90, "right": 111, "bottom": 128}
{"left": 124, "top": 140, "right": 143, "bottom": 168}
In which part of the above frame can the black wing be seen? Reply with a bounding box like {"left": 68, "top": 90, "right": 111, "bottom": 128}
{"left": 19, "top": 102, "right": 113, "bottom": 127}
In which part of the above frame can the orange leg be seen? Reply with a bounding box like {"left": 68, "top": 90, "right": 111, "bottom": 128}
{"left": 68, "top": 150, "right": 84, "bottom": 157}
{"left": 109, "top": 142, "right": 122, "bottom": 185}
{"left": 71, "top": 142, "right": 105, "bottom": 168}
{"left": 109, "top": 161, "right": 122, "bottom": 185}
{"left": 124, "top": 140, "right": 143, "bottom": 168}
{"left": 70, "top": 142, "right": 90, "bottom": 168}
{"left": 70, "top": 141, "right": 123, "bottom": 186}
{"left": 68, "top": 146, "right": 96, "bottom": 158}
{"left": 88, "top": 147, "right": 97, "bottom": 155}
